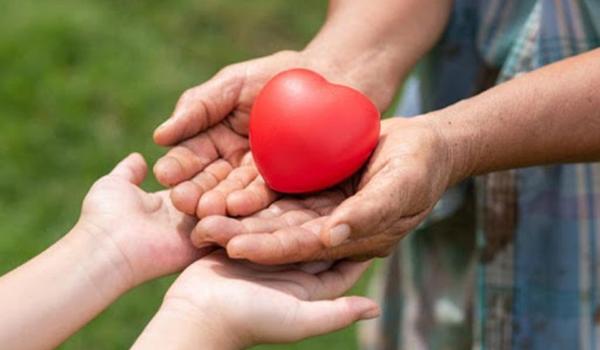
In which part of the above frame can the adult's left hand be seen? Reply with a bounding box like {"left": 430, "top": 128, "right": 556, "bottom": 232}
{"left": 189, "top": 117, "right": 457, "bottom": 264}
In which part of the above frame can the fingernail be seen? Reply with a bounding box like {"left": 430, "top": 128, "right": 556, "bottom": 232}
{"left": 329, "top": 224, "right": 351, "bottom": 247}
{"left": 227, "top": 247, "right": 242, "bottom": 259}
{"left": 361, "top": 307, "right": 381, "bottom": 320}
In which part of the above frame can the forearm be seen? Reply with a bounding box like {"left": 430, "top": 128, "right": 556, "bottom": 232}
{"left": 0, "top": 224, "right": 131, "bottom": 349}
{"left": 304, "top": 0, "right": 452, "bottom": 110}
{"left": 430, "top": 48, "right": 600, "bottom": 183}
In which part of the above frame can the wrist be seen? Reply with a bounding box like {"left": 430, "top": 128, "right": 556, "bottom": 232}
{"left": 300, "top": 46, "right": 402, "bottom": 111}
{"left": 65, "top": 221, "right": 135, "bottom": 298}
{"left": 134, "top": 298, "right": 240, "bottom": 350}
{"left": 421, "top": 102, "right": 478, "bottom": 185}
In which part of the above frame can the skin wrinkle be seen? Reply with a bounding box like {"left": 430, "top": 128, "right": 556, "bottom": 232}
{"left": 181, "top": 136, "right": 217, "bottom": 161}
{"left": 280, "top": 228, "right": 318, "bottom": 262}
{"left": 317, "top": 264, "right": 354, "bottom": 299}
{"left": 76, "top": 221, "right": 136, "bottom": 293}
{"left": 235, "top": 181, "right": 272, "bottom": 213}
{"left": 206, "top": 71, "right": 244, "bottom": 130}
{"left": 191, "top": 163, "right": 225, "bottom": 192}
{"left": 222, "top": 115, "right": 248, "bottom": 138}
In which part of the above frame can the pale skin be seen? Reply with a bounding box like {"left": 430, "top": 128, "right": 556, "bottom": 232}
{"left": 133, "top": 252, "right": 378, "bottom": 350}
{"left": 159, "top": 33, "right": 600, "bottom": 264}
{"left": 0, "top": 153, "right": 203, "bottom": 350}
{"left": 0, "top": 154, "right": 379, "bottom": 349}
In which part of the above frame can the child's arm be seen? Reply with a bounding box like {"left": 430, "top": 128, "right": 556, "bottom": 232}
{"left": 0, "top": 154, "right": 205, "bottom": 349}
{"left": 133, "top": 251, "right": 379, "bottom": 350}
{"left": 0, "top": 224, "right": 132, "bottom": 349}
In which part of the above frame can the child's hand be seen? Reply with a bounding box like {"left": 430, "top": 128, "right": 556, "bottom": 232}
{"left": 76, "top": 153, "right": 208, "bottom": 288}
{"left": 0, "top": 153, "right": 209, "bottom": 349}
{"left": 133, "top": 250, "right": 379, "bottom": 350}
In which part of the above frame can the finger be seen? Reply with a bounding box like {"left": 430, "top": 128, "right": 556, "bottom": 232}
{"left": 254, "top": 199, "right": 310, "bottom": 218}
{"left": 300, "top": 189, "right": 347, "bottom": 215}
{"left": 320, "top": 169, "right": 414, "bottom": 247}
{"left": 153, "top": 134, "right": 219, "bottom": 187}
{"left": 170, "top": 160, "right": 233, "bottom": 215}
{"left": 109, "top": 153, "right": 147, "bottom": 185}
{"left": 312, "top": 261, "right": 371, "bottom": 299}
{"left": 284, "top": 297, "right": 380, "bottom": 341}
{"left": 191, "top": 208, "right": 319, "bottom": 248}
{"left": 296, "top": 261, "right": 334, "bottom": 274}
{"left": 239, "top": 190, "right": 341, "bottom": 222}
{"left": 191, "top": 216, "right": 247, "bottom": 248}
{"left": 313, "top": 233, "right": 400, "bottom": 261}
{"left": 227, "top": 175, "right": 279, "bottom": 217}
{"left": 153, "top": 68, "right": 243, "bottom": 146}
{"left": 226, "top": 217, "right": 328, "bottom": 265}
{"left": 196, "top": 165, "right": 258, "bottom": 217}
{"left": 241, "top": 208, "right": 319, "bottom": 233}
{"left": 231, "top": 228, "right": 400, "bottom": 264}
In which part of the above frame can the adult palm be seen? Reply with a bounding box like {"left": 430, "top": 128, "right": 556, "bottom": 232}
{"left": 154, "top": 51, "right": 318, "bottom": 219}
{"left": 189, "top": 118, "right": 455, "bottom": 264}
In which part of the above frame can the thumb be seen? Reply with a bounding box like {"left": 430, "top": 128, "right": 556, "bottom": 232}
{"left": 109, "top": 153, "right": 148, "bottom": 185}
{"left": 320, "top": 170, "right": 402, "bottom": 247}
{"left": 153, "top": 67, "right": 243, "bottom": 146}
{"left": 289, "top": 297, "right": 380, "bottom": 340}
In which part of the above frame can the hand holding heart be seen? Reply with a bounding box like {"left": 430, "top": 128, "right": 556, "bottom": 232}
{"left": 152, "top": 51, "right": 385, "bottom": 221}
{"left": 190, "top": 118, "right": 455, "bottom": 264}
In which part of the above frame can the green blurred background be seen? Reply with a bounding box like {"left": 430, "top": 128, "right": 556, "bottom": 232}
{"left": 0, "top": 1, "right": 377, "bottom": 349}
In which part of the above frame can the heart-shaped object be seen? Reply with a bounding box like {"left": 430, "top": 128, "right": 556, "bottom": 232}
{"left": 249, "top": 68, "right": 380, "bottom": 193}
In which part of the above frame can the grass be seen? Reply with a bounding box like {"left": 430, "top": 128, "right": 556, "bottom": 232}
{"left": 0, "top": 1, "right": 376, "bottom": 349}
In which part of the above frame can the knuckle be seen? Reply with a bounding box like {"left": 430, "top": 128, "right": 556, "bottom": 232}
{"left": 179, "top": 88, "right": 197, "bottom": 104}
{"left": 215, "top": 65, "right": 236, "bottom": 78}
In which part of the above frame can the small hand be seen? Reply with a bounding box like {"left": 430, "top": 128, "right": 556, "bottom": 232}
{"left": 154, "top": 250, "right": 379, "bottom": 349}
{"left": 77, "top": 153, "right": 209, "bottom": 287}
{"left": 189, "top": 117, "right": 454, "bottom": 264}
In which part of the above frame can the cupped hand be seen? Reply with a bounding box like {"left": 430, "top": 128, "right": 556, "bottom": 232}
{"left": 77, "top": 153, "right": 210, "bottom": 287}
{"left": 152, "top": 50, "right": 389, "bottom": 221}
{"left": 153, "top": 51, "right": 312, "bottom": 219}
{"left": 160, "top": 250, "right": 379, "bottom": 348}
{"left": 189, "top": 117, "right": 455, "bottom": 264}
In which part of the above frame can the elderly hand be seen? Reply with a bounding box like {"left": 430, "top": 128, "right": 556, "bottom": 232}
{"left": 152, "top": 47, "right": 398, "bottom": 222}
{"left": 153, "top": 51, "right": 359, "bottom": 220}
{"left": 188, "top": 117, "right": 456, "bottom": 264}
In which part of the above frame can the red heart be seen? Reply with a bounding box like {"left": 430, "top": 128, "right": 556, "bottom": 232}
{"left": 249, "top": 68, "right": 380, "bottom": 193}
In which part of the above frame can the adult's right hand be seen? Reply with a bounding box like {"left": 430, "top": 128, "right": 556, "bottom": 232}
{"left": 188, "top": 117, "right": 457, "bottom": 264}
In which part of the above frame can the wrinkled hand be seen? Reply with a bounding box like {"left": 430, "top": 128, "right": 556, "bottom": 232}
{"left": 153, "top": 51, "right": 317, "bottom": 219}
{"left": 152, "top": 50, "right": 390, "bottom": 221}
{"left": 189, "top": 117, "right": 454, "bottom": 264}
{"left": 77, "top": 153, "right": 209, "bottom": 287}
{"left": 159, "top": 250, "right": 379, "bottom": 348}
